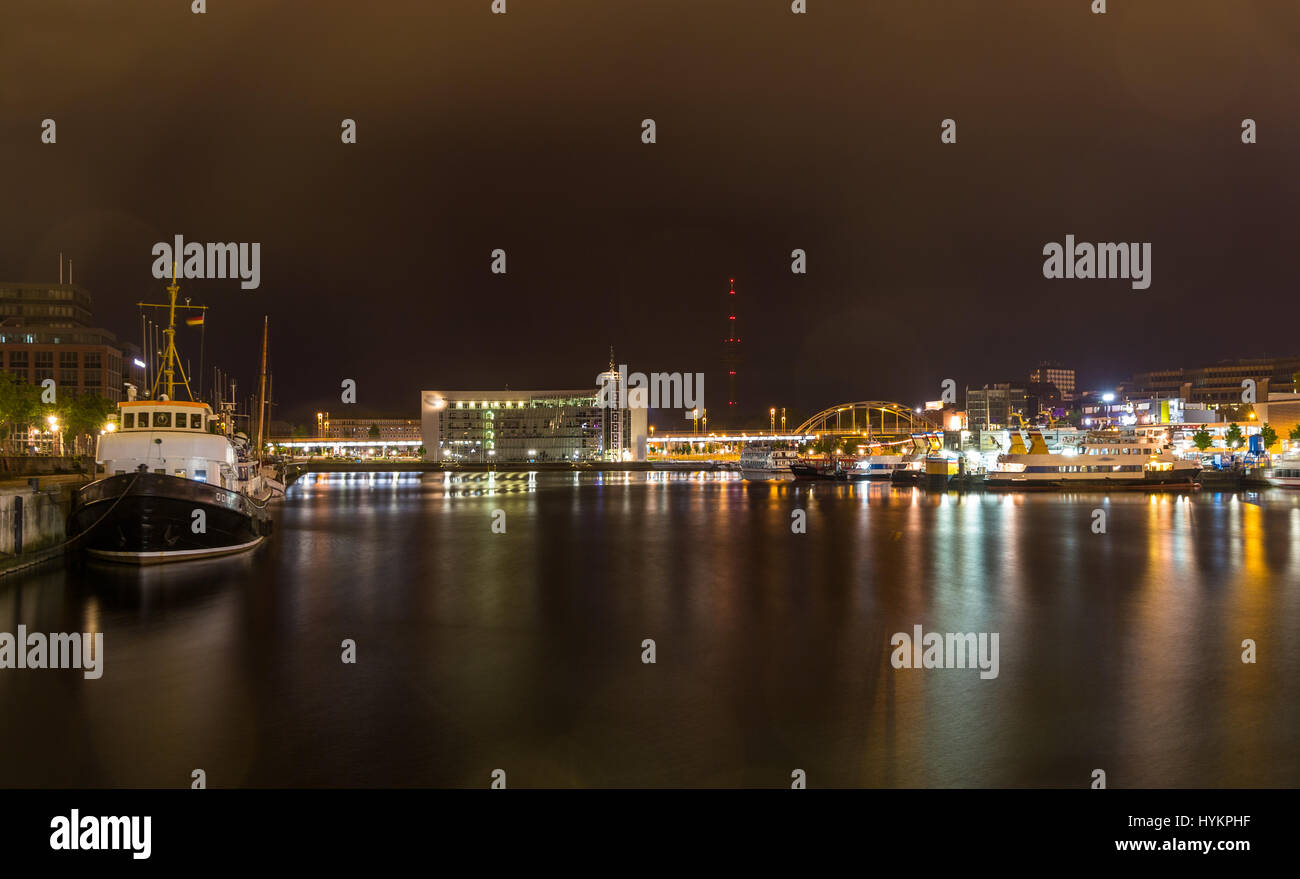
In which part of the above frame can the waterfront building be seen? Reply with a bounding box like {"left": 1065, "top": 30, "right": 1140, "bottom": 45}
{"left": 1029, "top": 362, "right": 1076, "bottom": 400}
{"left": 966, "top": 384, "right": 1026, "bottom": 429}
{"left": 316, "top": 416, "right": 421, "bottom": 442}
{"left": 1121, "top": 357, "right": 1300, "bottom": 406}
{"left": 421, "top": 385, "right": 646, "bottom": 463}
{"left": 1254, "top": 392, "right": 1300, "bottom": 450}
{"left": 0, "top": 281, "right": 147, "bottom": 402}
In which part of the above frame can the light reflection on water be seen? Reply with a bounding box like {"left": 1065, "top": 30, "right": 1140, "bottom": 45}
{"left": 1, "top": 473, "right": 1297, "bottom": 788}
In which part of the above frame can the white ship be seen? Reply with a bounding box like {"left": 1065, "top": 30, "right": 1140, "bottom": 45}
{"left": 848, "top": 441, "right": 916, "bottom": 480}
{"left": 987, "top": 430, "right": 1199, "bottom": 490}
{"left": 1262, "top": 450, "right": 1300, "bottom": 488}
{"left": 740, "top": 444, "right": 799, "bottom": 479}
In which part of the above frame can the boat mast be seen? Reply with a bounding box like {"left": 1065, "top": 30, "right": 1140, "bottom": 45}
{"left": 136, "top": 261, "right": 206, "bottom": 401}
{"left": 256, "top": 316, "right": 268, "bottom": 455}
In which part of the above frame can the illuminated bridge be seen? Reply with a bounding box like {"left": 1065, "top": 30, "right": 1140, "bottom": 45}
{"left": 793, "top": 401, "right": 940, "bottom": 437}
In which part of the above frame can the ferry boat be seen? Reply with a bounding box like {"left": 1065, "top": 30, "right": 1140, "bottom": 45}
{"left": 66, "top": 268, "right": 277, "bottom": 563}
{"left": 1262, "top": 450, "right": 1300, "bottom": 488}
{"left": 852, "top": 438, "right": 926, "bottom": 481}
{"left": 986, "top": 430, "right": 1199, "bottom": 490}
{"left": 887, "top": 434, "right": 937, "bottom": 485}
{"left": 740, "top": 444, "right": 799, "bottom": 479}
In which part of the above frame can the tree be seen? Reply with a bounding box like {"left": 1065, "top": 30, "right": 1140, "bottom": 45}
{"left": 1261, "top": 423, "right": 1278, "bottom": 450}
{"left": 812, "top": 433, "right": 837, "bottom": 455}
{"left": 367, "top": 423, "right": 381, "bottom": 440}
{"left": 0, "top": 372, "right": 43, "bottom": 446}
{"left": 1192, "top": 429, "right": 1213, "bottom": 452}
{"left": 1225, "top": 423, "right": 1244, "bottom": 449}
{"left": 1291, "top": 424, "right": 1300, "bottom": 441}
{"left": 60, "top": 393, "right": 116, "bottom": 444}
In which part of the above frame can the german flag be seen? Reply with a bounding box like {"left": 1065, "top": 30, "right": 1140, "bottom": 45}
{"left": 186, "top": 314, "right": 204, "bottom": 326}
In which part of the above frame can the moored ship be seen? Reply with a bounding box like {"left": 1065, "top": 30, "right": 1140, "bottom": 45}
{"left": 1261, "top": 450, "right": 1300, "bottom": 488}
{"left": 66, "top": 268, "right": 276, "bottom": 563}
{"left": 986, "top": 430, "right": 1198, "bottom": 490}
{"left": 740, "top": 444, "right": 799, "bottom": 479}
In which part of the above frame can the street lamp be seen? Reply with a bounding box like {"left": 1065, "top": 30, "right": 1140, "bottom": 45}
{"left": 770, "top": 407, "right": 776, "bottom": 434}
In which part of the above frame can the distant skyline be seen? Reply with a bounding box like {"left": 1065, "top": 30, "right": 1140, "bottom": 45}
{"left": 3, "top": 1, "right": 1298, "bottom": 424}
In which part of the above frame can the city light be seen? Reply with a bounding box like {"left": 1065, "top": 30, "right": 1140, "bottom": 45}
{"left": 133, "top": 358, "right": 147, "bottom": 368}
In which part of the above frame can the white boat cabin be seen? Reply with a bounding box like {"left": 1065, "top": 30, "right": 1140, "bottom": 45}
{"left": 98, "top": 400, "right": 245, "bottom": 490}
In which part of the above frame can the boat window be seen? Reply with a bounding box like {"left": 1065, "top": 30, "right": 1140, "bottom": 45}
{"left": 153, "top": 468, "right": 165, "bottom": 474}
{"left": 137, "top": 412, "right": 150, "bottom": 428}
{"left": 154, "top": 411, "right": 171, "bottom": 428}
{"left": 191, "top": 413, "right": 203, "bottom": 429}
{"left": 195, "top": 469, "right": 207, "bottom": 482}
{"left": 115, "top": 470, "right": 126, "bottom": 476}
{"left": 123, "top": 412, "right": 135, "bottom": 429}
{"left": 176, "top": 412, "right": 187, "bottom": 427}
{"left": 175, "top": 469, "right": 186, "bottom": 477}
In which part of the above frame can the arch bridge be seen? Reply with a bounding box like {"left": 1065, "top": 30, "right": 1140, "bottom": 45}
{"left": 794, "top": 401, "right": 941, "bottom": 437}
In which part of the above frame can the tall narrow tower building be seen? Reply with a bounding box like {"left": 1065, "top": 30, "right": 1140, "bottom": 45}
{"left": 722, "top": 277, "right": 741, "bottom": 412}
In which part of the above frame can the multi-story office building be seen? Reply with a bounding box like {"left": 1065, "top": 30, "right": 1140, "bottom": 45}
{"left": 420, "top": 387, "right": 646, "bottom": 463}
{"left": 313, "top": 416, "right": 421, "bottom": 442}
{"left": 0, "top": 281, "right": 145, "bottom": 401}
{"left": 1029, "top": 362, "right": 1076, "bottom": 400}
{"left": 1122, "top": 358, "right": 1300, "bottom": 406}
{"left": 966, "top": 384, "right": 1026, "bottom": 429}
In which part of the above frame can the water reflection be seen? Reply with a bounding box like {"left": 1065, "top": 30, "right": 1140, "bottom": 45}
{"left": 1, "top": 474, "right": 1297, "bottom": 788}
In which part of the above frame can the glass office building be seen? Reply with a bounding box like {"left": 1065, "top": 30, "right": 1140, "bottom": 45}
{"left": 420, "top": 388, "right": 645, "bottom": 463}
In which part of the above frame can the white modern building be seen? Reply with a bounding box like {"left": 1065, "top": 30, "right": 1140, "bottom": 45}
{"left": 420, "top": 387, "right": 647, "bottom": 463}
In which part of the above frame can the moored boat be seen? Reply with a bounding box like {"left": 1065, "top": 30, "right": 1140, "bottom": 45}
{"left": 986, "top": 430, "right": 1199, "bottom": 491}
{"left": 1261, "top": 450, "right": 1300, "bottom": 488}
{"left": 740, "top": 444, "right": 799, "bottom": 480}
{"left": 66, "top": 267, "right": 276, "bottom": 563}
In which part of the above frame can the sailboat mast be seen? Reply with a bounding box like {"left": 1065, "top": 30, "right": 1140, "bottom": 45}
{"left": 256, "top": 316, "right": 268, "bottom": 456}
{"left": 163, "top": 262, "right": 179, "bottom": 400}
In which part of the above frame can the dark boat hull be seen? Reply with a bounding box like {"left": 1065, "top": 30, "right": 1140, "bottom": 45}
{"left": 67, "top": 472, "right": 271, "bottom": 565}
{"left": 791, "top": 462, "right": 834, "bottom": 480}
{"left": 985, "top": 470, "right": 1199, "bottom": 491}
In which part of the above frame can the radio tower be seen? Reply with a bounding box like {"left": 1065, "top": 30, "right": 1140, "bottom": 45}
{"left": 722, "top": 277, "right": 741, "bottom": 413}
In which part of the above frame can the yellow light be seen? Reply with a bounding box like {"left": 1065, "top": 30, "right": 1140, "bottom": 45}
{"left": 46, "top": 415, "right": 58, "bottom": 428}
{"left": 105, "top": 422, "right": 116, "bottom": 432}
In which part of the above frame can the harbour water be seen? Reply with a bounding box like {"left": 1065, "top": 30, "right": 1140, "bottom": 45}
{"left": 2, "top": 471, "right": 1297, "bottom": 788}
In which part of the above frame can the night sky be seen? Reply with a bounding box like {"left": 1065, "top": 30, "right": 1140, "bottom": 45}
{"left": 3, "top": 1, "right": 1298, "bottom": 427}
